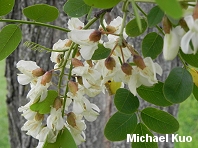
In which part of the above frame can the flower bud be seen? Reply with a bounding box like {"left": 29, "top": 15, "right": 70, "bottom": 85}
{"left": 77, "top": 76, "right": 83, "bottom": 85}
{"left": 53, "top": 97, "right": 63, "bottom": 110}
{"left": 35, "top": 113, "right": 44, "bottom": 121}
{"left": 121, "top": 63, "right": 132, "bottom": 75}
{"left": 89, "top": 30, "right": 101, "bottom": 42}
{"left": 133, "top": 55, "right": 146, "bottom": 70}
{"left": 105, "top": 57, "right": 116, "bottom": 70}
{"left": 32, "top": 68, "right": 45, "bottom": 77}
{"left": 179, "top": 18, "right": 189, "bottom": 32}
{"left": 68, "top": 80, "right": 78, "bottom": 95}
{"left": 67, "top": 112, "right": 76, "bottom": 127}
{"left": 193, "top": 2, "right": 198, "bottom": 20}
{"left": 71, "top": 58, "right": 84, "bottom": 67}
{"left": 106, "top": 25, "right": 116, "bottom": 33}
{"left": 41, "top": 71, "right": 52, "bottom": 86}
{"left": 162, "top": 16, "right": 172, "bottom": 34}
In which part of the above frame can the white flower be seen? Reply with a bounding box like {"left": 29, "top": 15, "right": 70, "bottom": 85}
{"left": 72, "top": 62, "right": 101, "bottom": 88}
{"left": 67, "top": 91, "right": 92, "bottom": 114}
{"left": 27, "top": 77, "right": 51, "bottom": 102}
{"left": 82, "top": 103, "right": 100, "bottom": 122}
{"left": 181, "top": 15, "right": 198, "bottom": 54}
{"left": 68, "top": 29, "right": 100, "bottom": 60}
{"left": 50, "top": 39, "right": 71, "bottom": 68}
{"left": 68, "top": 18, "right": 84, "bottom": 30}
{"left": 47, "top": 107, "right": 64, "bottom": 131}
{"left": 66, "top": 113, "right": 86, "bottom": 145}
{"left": 21, "top": 120, "right": 42, "bottom": 138}
{"left": 163, "top": 26, "right": 185, "bottom": 60}
{"left": 36, "top": 126, "right": 51, "bottom": 142}
{"left": 122, "top": 57, "right": 162, "bottom": 96}
{"left": 16, "top": 60, "right": 41, "bottom": 85}
{"left": 18, "top": 103, "right": 36, "bottom": 120}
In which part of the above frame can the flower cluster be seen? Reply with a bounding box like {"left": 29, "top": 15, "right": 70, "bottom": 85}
{"left": 163, "top": 2, "right": 198, "bottom": 61}
{"left": 17, "top": 16, "right": 162, "bottom": 147}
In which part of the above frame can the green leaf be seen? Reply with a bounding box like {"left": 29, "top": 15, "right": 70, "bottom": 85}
{"left": 141, "top": 107, "right": 179, "bottom": 134}
{"left": 193, "top": 84, "right": 198, "bottom": 101}
{"left": 114, "top": 88, "right": 139, "bottom": 114}
{"left": 147, "top": 6, "right": 164, "bottom": 27}
{"left": 131, "top": 0, "right": 142, "bottom": 31}
{"left": 43, "top": 128, "right": 77, "bottom": 148}
{"left": 131, "top": 123, "right": 158, "bottom": 148}
{"left": 0, "top": 0, "right": 15, "bottom": 16}
{"left": 23, "top": 4, "right": 59, "bottom": 23}
{"left": 104, "top": 112, "right": 137, "bottom": 141}
{"left": 83, "top": 0, "right": 121, "bottom": 9}
{"left": 0, "top": 24, "right": 22, "bottom": 61}
{"left": 91, "top": 44, "right": 111, "bottom": 60}
{"left": 137, "top": 82, "right": 172, "bottom": 107}
{"left": 64, "top": 0, "right": 91, "bottom": 17}
{"left": 180, "top": 50, "right": 198, "bottom": 68}
{"left": 142, "top": 32, "right": 163, "bottom": 59}
{"left": 155, "top": 0, "right": 182, "bottom": 19}
{"left": 164, "top": 67, "right": 193, "bottom": 103}
{"left": 30, "top": 90, "right": 58, "bottom": 114}
{"left": 126, "top": 19, "right": 147, "bottom": 37}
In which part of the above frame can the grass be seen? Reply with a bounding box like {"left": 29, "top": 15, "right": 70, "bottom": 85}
{"left": 175, "top": 94, "right": 198, "bottom": 148}
{"left": 0, "top": 60, "right": 197, "bottom": 148}
{"left": 0, "top": 60, "right": 10, "bottom": 148}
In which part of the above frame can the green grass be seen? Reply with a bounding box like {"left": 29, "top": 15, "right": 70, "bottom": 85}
{"left": 175, "top": 94, "right": 198, "bottom": 148}
{"left": 0, "top": 60, "right": 10, "bottom": 148}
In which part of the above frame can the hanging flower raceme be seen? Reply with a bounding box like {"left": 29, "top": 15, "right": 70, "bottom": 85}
{"left": 181, "top": 3, "right": 198, "bottom": 54}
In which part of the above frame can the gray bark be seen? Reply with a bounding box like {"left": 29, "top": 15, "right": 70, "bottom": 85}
{"left": 5, "top": 1, "right": 179, "bottom": 148}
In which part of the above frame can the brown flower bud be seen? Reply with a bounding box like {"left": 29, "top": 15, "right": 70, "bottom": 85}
{"left": 133, "top": 55, "right": 146, "bottom": 70}
{"left": 53, "top": 97, "right": 63, "bottom": 110}
{"left": 35, "top": 113, "right": 44, "bottom": 121}
{"left": 121, "top": 63, "right": 132, "bottom": 75}
{"left": 41, "top": 71, "right": 52, "bottom": 86}
{"left": 71, "top": 58, "right": 84, "bottom": 67}
{"left": 68, "top": 80, "right": 78, "bottom": 95}
{"left": 193, "top": 2, "right": 198, "bottom": 20}
{"left": 179, "top": 18, "right": 189, "bottom": 32}
{"left": 162, "top": 16, "right": 172, "bottom": 34}
{"left": 32, "top": 68, "right": 45, "bottom": 77}
{"left": 105, "top": 57, "right": 116, "bottom": 70}
{"left": 77, "top": 76, "right": 83, "bottom": 85}
{"left": 67, "top": 112, "right": 76, "bottom": 127}
{"left": 106, "top": 25, "right": 117, "bottom": 33}
{"left": 89, "top": 30, "right": 101, "bottom": 42}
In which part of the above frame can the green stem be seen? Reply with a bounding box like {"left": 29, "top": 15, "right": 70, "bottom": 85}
{"left": 58, "top": 43, "right": 75, "bottom": 96}
{"left": 61, "top": 44, "right": 78, "bottom": 117}
{"left": 119, "top": 0, "right": 129, "bottom": 46}
{"left": 0, "top": 19, "right": 70, "bottom": 32}
{"left": 135, "top": 4, "right": 165, "bottom": 35}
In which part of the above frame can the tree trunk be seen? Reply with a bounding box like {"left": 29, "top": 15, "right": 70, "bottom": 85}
{"left": 5, "top": 1, "right": 179, "bottom": 148}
